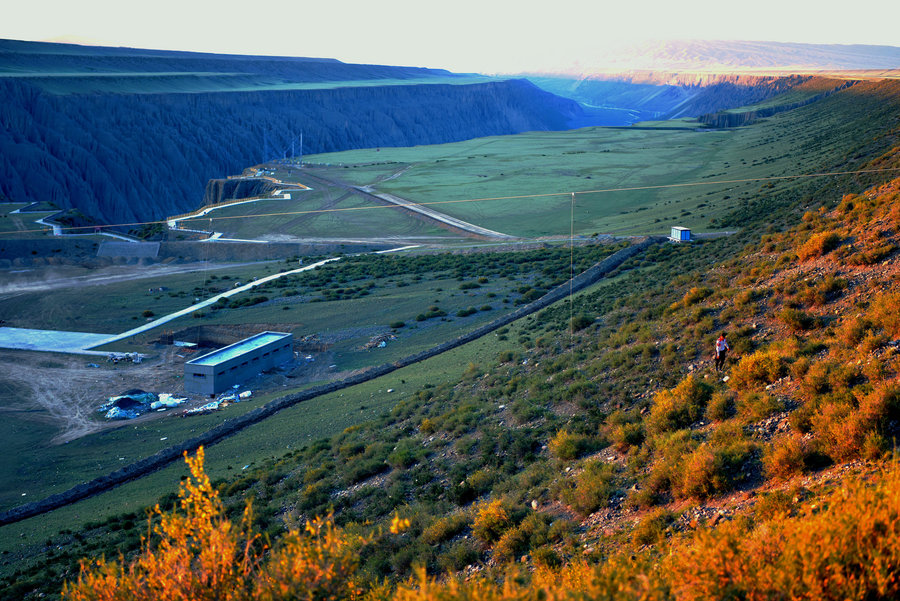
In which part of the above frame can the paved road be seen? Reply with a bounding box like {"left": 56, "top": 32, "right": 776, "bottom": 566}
{"left": 85, "top": 256, "right": 343, "bottom": 348}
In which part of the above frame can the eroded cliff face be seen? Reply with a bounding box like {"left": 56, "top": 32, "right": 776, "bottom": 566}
{"left": 0, "top": 79, "right": 585, "bottom": 224}
{"left": 698, "top": 80, "right": 858, "bottom": 127}
{"left": 202, "top": 178, "right": 280, "bottom": 206}
{"left": 591, "top": 71, "right": 809, "bottom": 87}
{"left": 529, "top": 73, "right": 815, "bottom": 123}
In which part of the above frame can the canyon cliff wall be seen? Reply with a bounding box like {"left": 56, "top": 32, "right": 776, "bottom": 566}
{"left": 0, "top": 78, "right": 584, "bottom": 224}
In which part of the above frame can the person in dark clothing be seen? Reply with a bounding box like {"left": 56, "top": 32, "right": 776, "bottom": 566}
{"left": 715, "top": 332, "right": 730, "bottom": 372}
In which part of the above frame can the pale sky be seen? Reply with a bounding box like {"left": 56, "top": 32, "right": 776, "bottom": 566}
{"left": 3, "top": 0, "right": 898, "bottom": 73}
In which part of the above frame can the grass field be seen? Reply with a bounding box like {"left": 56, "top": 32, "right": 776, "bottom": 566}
{"left": 171, "top": 96, "right": 874, "bottom": 243}
{"left": 177, "top": 179, "right": 452, "bottom": 241}
{"left": 0, "top": 204, "right": 56, "bottom": 239}
{"left": 0, "top": 262, "right": 288, "bottom": 333}
{"left": 294, "top": 103, "right": 869, "bottom": 238}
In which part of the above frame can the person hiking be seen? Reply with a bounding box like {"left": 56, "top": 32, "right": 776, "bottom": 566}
{"left": 714, "top": 332, "right": 730, "bottom": 372}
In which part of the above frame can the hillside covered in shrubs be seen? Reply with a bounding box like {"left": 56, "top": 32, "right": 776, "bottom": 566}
{"left": 38, "top": 162, "right": 900, "bottom": 599}
{"left": 3, "top": 73, "right": 900, "bottom": 601}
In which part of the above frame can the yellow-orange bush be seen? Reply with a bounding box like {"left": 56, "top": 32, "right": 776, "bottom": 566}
{"left": 667, "top": 463, "right": 900, "bottom": 601}
{"left": 471, "top": 499, "right": 512, "bottom": 545}
{"left": 646, "top": 375, "right": 713, "bottom": 434}
{"left": 763, "top": 433, "right": 816, "bottom": 480}
{"left": 796, "top": 231, "right": 841, "bottom": 261}
{"left": 63, "top": 447, "right": 370, "bottom": 601}
{"left": 64, "top": 449, "right": 900, "bottom": 601}
{"left": 728, "top": 350, "right": 786, "bottom": 390}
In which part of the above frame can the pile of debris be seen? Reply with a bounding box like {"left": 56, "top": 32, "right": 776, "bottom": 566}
{"left": 152, "top": 393, "right": 188, "bottom": 411}
{"left": 98, "top": 389, "right": 156, "bottom": 420}
{"left": 106, "top": 352, "right": 143, "bottom": 364}
{"left": 98, "top": 390, "right": 187, "bottom": 419}
{"left": 297, "top": 334, "right": 327, "bottom": 351}
{"left": 183, "top": 390, "right": 252, "bottom": 416}
{"left": 362, "top": 333, "right": 397, "bottom": 350}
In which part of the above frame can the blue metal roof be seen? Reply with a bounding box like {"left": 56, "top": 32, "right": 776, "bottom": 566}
{"left": 187, "top": 332, "right": 290, "bottom": 367}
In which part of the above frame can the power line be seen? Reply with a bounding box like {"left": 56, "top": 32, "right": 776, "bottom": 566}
{"left": 4, "top": 166, "right": 899, "bottom": 238}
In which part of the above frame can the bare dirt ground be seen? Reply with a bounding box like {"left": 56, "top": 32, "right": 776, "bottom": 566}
{"left": 0, "top": 345, "right": 194, "bottom": 444}
{"left": 0, "top": 343, "right": 336, "bottom": 445}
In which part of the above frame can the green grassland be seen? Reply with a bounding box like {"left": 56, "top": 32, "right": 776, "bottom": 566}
{"left": 301, "top": 126, "right": 746, "bottom": 237}
{"left": 0, "top": 262, "right": 287, "bottom": 333}
{"left": 298, "top": 91, "right": 891, "bottom": 238}
{"left": 0, "top": 204, "right": 56, "bottom": 239}
{"left": 177, "top": 182, "right": 452, "bottom": 241}
{"left": 174, "top": 87, "right": 888, "bottom": 244}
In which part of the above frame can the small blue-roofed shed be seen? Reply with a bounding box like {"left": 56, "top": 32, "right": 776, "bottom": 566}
{"left": 669, "top": 226, "right": 691, "bottom": 242}
{"left": 184, "top": 331, "right": 293, "bottom": 395}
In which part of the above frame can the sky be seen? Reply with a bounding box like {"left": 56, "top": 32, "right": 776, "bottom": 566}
{"left": 3, "top": 0, "right": 899, "bottom": 74}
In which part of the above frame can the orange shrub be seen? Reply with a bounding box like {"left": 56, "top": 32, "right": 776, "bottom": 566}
{"left": 729, "top": 349, "right": 787, "bottom": 390}
{"left": 763, "top": 433, "right": 817, "bottom": 480}
{"left": 64, "top": 447, "right": 260, "bottom": 601}
{"left": 63, "top": 448, "right": 371, "bottom": 601}
{"left": 667, "top": 463, "right": 900, "bottom": 601}
{"left": 869, "top": 291, "right": 900, "bottom": 339}
{"left": 796, "top": 231, "right": 841, "bottom": 261}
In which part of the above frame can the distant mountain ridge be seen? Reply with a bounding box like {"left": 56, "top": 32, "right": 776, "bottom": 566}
{"left": 530, "top": 40, "right": 900, "bottom": 78}
{"left": 526, "top": 41, "right": 900, "bottom": 126}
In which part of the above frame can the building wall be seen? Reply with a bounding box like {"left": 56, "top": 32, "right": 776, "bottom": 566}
{"left": 184, "top": 333, "right": 293, "bottom": 395}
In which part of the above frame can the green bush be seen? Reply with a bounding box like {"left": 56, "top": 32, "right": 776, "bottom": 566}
{"left": 563, "top": 460, "right": 618, "bottom": 515}
{"left": 678, "top": 436, "right": 757, "bottom": 500}
{"left": 632, "top": 508, "right": 677, "bottom": 546}
{"left": 570, "top": 314, "right": 594, "bottom": 331}
{"left": 737, "top": 392, "right": 784, "bottom": 422}
{"left": 436, "top": 539, "right": 480, "bottom": 573}
{"left": 421, "top": 511, "right": 469, "bottom": 545}
{"left": 706, "top": 391, "right": 736, "bottom": 421}
{"left": 778, "top": 308, "right": 819, "bottom": 331}
{"left": 548, "top": 429, "right": 591, "bottom": 461}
